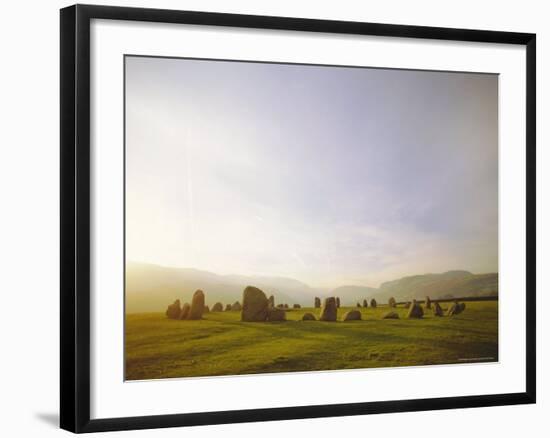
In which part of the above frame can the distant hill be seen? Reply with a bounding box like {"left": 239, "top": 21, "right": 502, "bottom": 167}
{"left": 377, "top": 270, "right": 498, "bottom": 302}
{"left": 126, "top": 263, "right": 498, "bottom": 313}
{"left": 126, "top": 262, "right": 323, "bottom": 312}
{"left": 330, "top": 285, "right": 379, "bottom": 305}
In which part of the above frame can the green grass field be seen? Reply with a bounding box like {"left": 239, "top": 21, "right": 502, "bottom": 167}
{"left": 125, "top": 301, "right": 498, "bottom": 380}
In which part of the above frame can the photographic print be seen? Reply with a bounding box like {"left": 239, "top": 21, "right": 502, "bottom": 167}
{"left": 124, "top": 56, "right": 498, "bottom": 381}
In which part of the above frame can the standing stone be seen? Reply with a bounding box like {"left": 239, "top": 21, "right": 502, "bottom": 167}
{"left": 231, "top": 301, "right": 242, "bottom": 311}
{"left": 165, "top": 299, "right": 181, "bottom": 319}
{"left": 268, "top": 295, "right": 275, "bottom": 308}
{"left": 406, "top": 300, "right": 424, "bottom": 319}
{"left": 363, "top": 299, "right": 368, "bottom": 308}
{"left": 404, "top": 301, "right": 411, "bottom": 309}
{"left": 267, "top": 307, "right": 286, "bottom": 321}
{"left": 319, "top": 297, "right": 338, "bottom": 322}
{"left": 425, "top": 296, "right": 432, "bottom": 309}
{"left": 370, "top": 298, "right": 377, "bottom": 308}
{"left": 225, "top": 304, "right": 232, "bottom": 311}
{"left": 187, "top": 289, "right": 205, "bottom": 320}
{"left": 211, "top": 302, "right": 223, "bottom": 312}
{"left": 447, "top": 302, "right": 465, "bottom": 316}
{"left": 204, "top": 305, "right": 210, "bottom": 313}
{"left": 433, "top": 301, "right": 444, "bottom": 317}
{"left": 388, "top": 297, "right": 397, "bottom": 308}
{"left": 357, "top": 302, "right": 361, "bottom": 307}
{"left": 382, "top": 311, "right": 399, "bottom": 319}
{"left": 343, "top": 310, "right": 362, "bottom": 321}
{"left": 179, "top": 302, "right": 191, "bottom": 320}
{"left": 277, "top": 304, "right": 285, "bottom": 309}
{"left": 302, "top": 312, "right": 316, "bottom": 321}
{"left": 293, "top": 304, "right": 301, "bottom": 309}
{"left": 314, "top": 297, "right": 321, "bottom": 308}
{"left": 241, "top": 286, "right": 269, "bottom": 322}
{"left": 336, "top": 297, "right": 341, "bottom": 308}
{"left": 284, "top": 304, "right": 289, "bottom": 309}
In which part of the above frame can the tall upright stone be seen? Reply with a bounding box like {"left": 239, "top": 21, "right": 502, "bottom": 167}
{"left": 370, "top": 298, "right": 377, "bottom": 308}
{"left": 433, "top": 301, "right": 444, "bottom": 317}
{"left": 166, "top": 299, "right": 181, "bottom": 319}
{"left": 319, "top": 297, "right": 337, "bottom": 322}
{"left": 179, "top": 302, "right": 191, "bottom": 320}
{"left": 363, "top": 299, "right": 368, "bottom": 308}
{"left": 187, "top": 289, "right": 205, "bottom": 320}
{"left": 406, "top": 299, "right": 424, "bottom": 319}
{"left": 425, "top": 296, "right": 432, "bottom": 309}
{"left": 241, "top": 286, "right": 269, "bottom": 322}
{"left": 314, "top": 297, "right": 321, "bottom": 308}
{"left": 388, "top": 297, "right": 396, "bottom": 308}
{"left": 336, "top": 297, "right": 341, "bottom": 308}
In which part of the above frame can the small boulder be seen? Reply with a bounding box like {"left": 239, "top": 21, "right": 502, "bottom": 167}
{"left": 267, "top": 307, "right": 286, "bottom": 321}
{"left": 388, "top": 297, "right": 396, "bottom": 308}
{"left": 382, "top": 311, "right": 399, "bottom": 319}
{"left": 302, "top": 312, "right": 316, "bottom": 321}
{"left": 406, "top": 300, "right": 424, "bottom": 318}
{"left": 370, "top": 298, "right": 377, "bottom": 308}
{"left": 179, "top": 302, "right": 190, "bottom": 320}
{"left": 343, "top": 310, "right": 362, "bottom": 321}
{"left": 165, "top": 299, "right": 181, "bottom": 319}
{"left": 187, "top": 289, "right": 205, "bottom": 320}
{"left": 211, "top": 302, "right": 223, "bottom": 312}
{"left": 241, "top": 286, "right": 269, "bottom": 322}
{"left": 319, "top": 297, "right": 337, "bottom": 321}
{"left": 231, "top": 301, "right": 242, "bottom": 311}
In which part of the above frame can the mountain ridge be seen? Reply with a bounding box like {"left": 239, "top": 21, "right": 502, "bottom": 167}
{"left": 126, "top": 262, "right": 498, "bottom": 313}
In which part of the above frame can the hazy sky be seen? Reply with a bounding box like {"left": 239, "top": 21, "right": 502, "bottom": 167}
{"left": 125, "top": 56, "right": 498, "bottom": 288}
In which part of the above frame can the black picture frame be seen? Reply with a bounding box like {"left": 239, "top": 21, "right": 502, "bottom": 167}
{"left": 60, "top": 4, "right": 536, "bottom": 433}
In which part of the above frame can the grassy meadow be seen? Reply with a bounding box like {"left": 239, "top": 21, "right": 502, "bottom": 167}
{"left": 125, "top": 300, "right": 498, "bottom": 380}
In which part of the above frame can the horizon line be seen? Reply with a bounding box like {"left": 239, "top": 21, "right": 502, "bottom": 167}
{"left": 126, "top": 260, "right": 498, "bottom": 290}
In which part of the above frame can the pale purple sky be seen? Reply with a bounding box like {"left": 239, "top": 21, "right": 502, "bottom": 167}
{"left": 125, "top": 56, "right": 498, "bottom": 288}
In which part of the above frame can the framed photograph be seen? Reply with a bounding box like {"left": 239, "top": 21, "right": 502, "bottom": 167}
{"left": 60, "top": 4, "right": 536, "bottom": 433}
